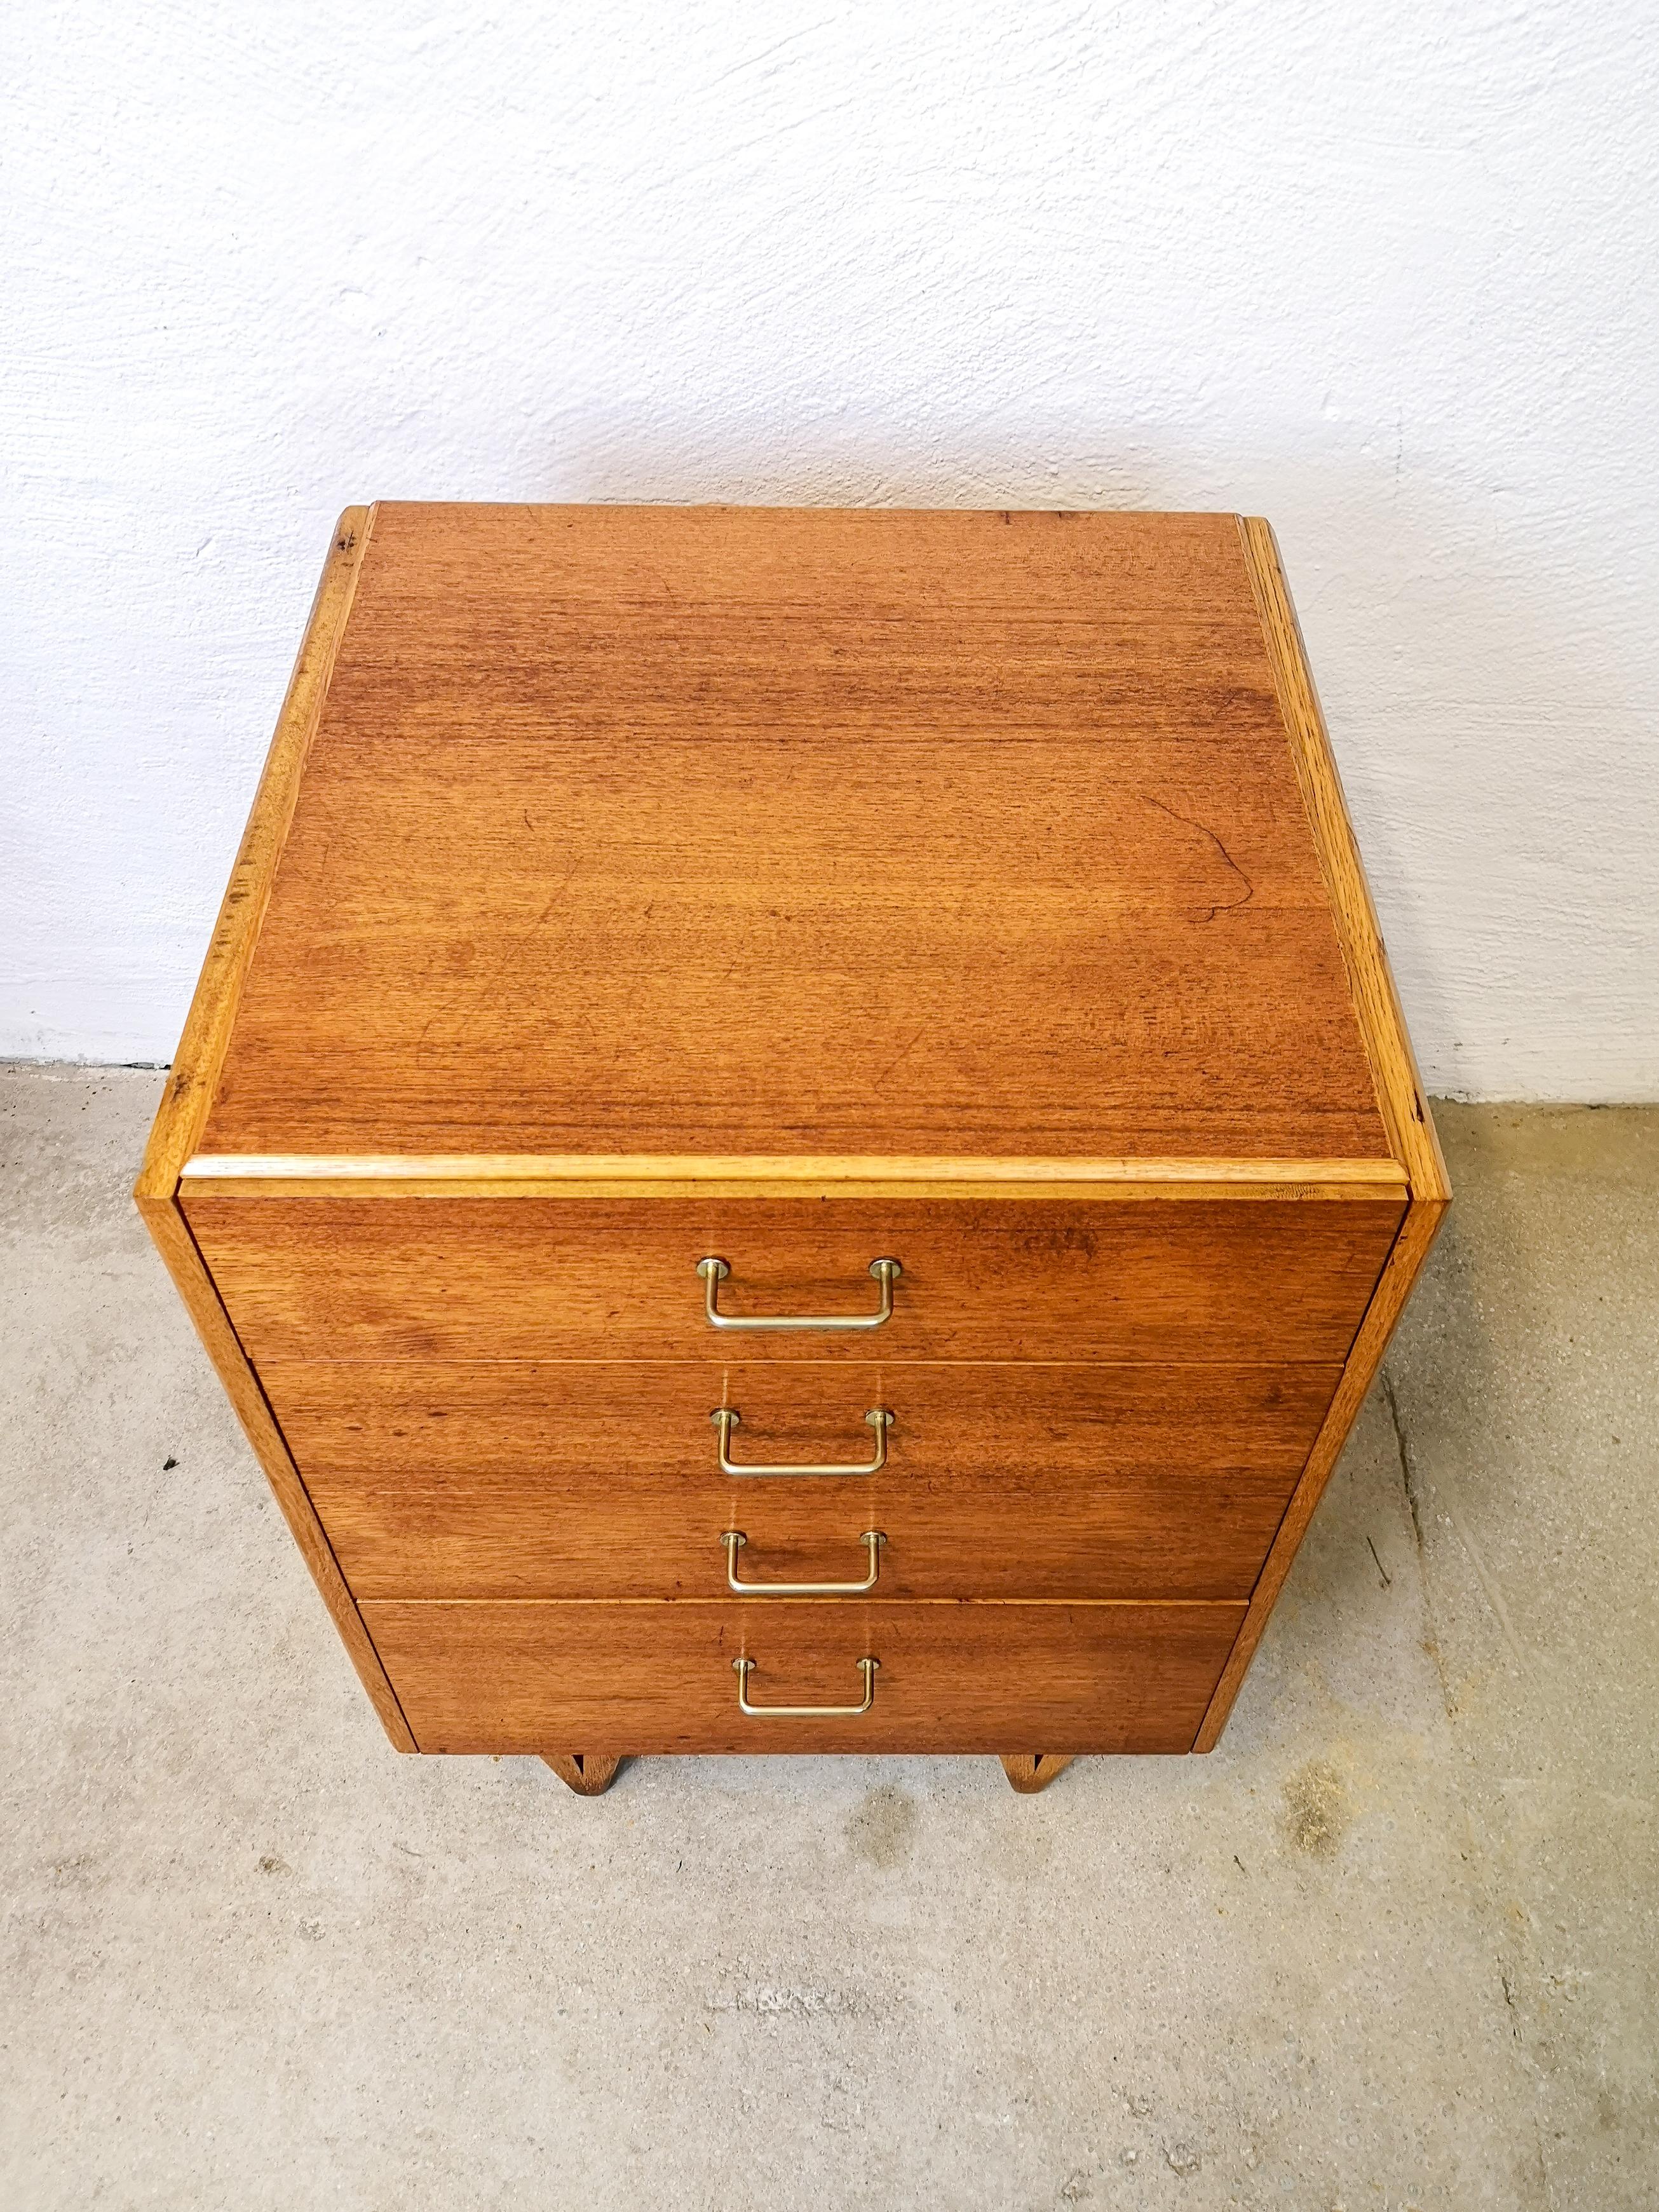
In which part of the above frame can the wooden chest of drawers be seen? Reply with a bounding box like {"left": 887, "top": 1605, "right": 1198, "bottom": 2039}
{"left": 136, "top": 504, "right": 1446, "bottom": 1795}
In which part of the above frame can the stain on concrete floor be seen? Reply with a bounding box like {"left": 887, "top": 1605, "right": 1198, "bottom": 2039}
{"left": 1278, "top": 1758, "right": 1352, "bottom": 1860}
{"left": 845, "top": 1784, "right": 919, "bottom": 1870}
{"left": 2, "top": 1072, "right": 1656, "bottom": 2209}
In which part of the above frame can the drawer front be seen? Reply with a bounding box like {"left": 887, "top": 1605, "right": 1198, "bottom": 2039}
{"left": 362, "top": 1598, "right": 1247, "bottom": 1754}
{"left": 268, "top": 1360, "right": 1337, "bottom": 1601}
{"left": 188, "top": 1195, "right": 1403, "bottom": 1364}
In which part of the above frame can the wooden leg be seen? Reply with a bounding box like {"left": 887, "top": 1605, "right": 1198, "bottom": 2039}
{"left": 542, "top": 1754, "right": 624, "bottom": 1796}
{"left": 999, "top": 1754, "right": 1075, "bottom": 1795}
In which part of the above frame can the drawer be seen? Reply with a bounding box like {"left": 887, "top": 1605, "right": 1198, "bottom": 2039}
{"left": 268, "top": 1360, "right": 1337, "bottom": 1601}
{"left": 362, "top": 1598, "right": 1248, "bottom": 1754}
{"left": 187, "top": 1195, "right": 1404, "bottom": 1364}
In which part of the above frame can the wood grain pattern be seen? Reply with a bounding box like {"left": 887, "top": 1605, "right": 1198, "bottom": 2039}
{"left": 133, "top": 1193, "right": 415, "bottom": 1750}
{"left": 265, "top": 1359, "right": 1338, "bottom": 1601}
{"left": 183, "top": 1196, "right": 1404, "bottom": 1366}
{"left": 200, "top": 505, "right": 1392, "bottom": 1167}
{"left": 363, "top": 1597, "right": 1247, "bottom": 1754}
{"left": 1191, "top": 1192, "right": 1448, "bottom": 1749}
{"left": 136, "top": 509, "right": 372, "bottom": 1200}
{"left": 1237, "top": 517, "right": 1449, "bottom": 1204}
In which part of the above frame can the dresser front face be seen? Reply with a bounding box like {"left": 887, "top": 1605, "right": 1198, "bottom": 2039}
{"left": 140, "top": 505, "right": 1446, "bottom": 1770}
{"left": 184, "top": 1186, "right": 1402, "bottom": 1751}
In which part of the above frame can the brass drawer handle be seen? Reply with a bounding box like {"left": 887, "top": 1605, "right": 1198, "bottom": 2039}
{"left": 733, "top": 1655, "right": 878, "bottom": 1718}
{"left": 722, "top": 1530, "right": 885, "bottom": 1594}
{"left": 697, "top": 1256, "right": 901, "bottom": 1331}
{"left": 711, "top": 1406, "right": 892, "bottom": 1478}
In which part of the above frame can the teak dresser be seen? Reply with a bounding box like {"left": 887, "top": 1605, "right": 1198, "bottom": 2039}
{"left": 137, "top": 504, "right": 1447, "bottom": 1797}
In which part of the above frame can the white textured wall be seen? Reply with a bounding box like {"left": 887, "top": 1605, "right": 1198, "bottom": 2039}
{"left": 6, "top": 3, "right": 1657, "bottom": 1097}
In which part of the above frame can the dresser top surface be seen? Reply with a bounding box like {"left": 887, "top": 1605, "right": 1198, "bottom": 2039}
{"left": 198, "top": 503, "right": 1396, "bottom": 1167}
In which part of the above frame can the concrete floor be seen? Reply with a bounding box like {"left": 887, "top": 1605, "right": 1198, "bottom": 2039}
{"left": 1, "top": 1068, "right": 1655, "bottom": 2211}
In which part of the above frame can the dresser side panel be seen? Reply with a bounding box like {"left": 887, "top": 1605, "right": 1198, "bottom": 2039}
{"left": 1191, "top": 1190, "right": 1449, "bottom": 1749}
{"left": 135, "top": 1193, "right": 417, "bottom": 1751}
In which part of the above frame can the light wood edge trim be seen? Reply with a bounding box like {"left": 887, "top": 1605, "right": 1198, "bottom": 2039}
{"left": 177, "top": 1154, "right": 1409, "bottom": 1203}
{"left": 136, "top": 1190, "right": 418, "bottom": 1752}
{"left": 1236, "top": 517, "right": 1450, "bottom": 1204}
{"left": 179, "top": 1176, "right": 1409, "bottom": 1204}
{"left": 134, "top": 506, "right": 375, "bottom": 1202}
{"left": 1191, "top": 1190, "right": 1448, "bottom": 1752}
